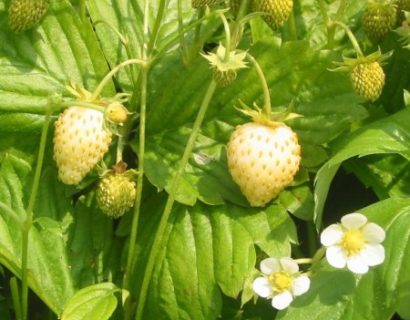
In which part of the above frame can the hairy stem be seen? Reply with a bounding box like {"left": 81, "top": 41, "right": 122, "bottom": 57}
{"left": 246, "top": 53, "right": 272, "bottom": 116}
{"left": 219, "top": 13, "right": 232, "bottom": 57}
{"left": 91, "top": 59, "right": 146, "bottom": 101}
{"left": 323, "top": 0, "right": 347, "bottom": 49}
{"left": 123, "top": 0, "right": 150, "bottom": 318}
{"left": 135, "top": 80, "right": 217, "bottom": 320}
{"left": 332, "top": 21, "right": 364, "bottom": 56}
{"left": 21, "top": 99, "right": 54, "bottom": 320}
{"left": 147, "top": 0, "right": 167, "bottom": 54}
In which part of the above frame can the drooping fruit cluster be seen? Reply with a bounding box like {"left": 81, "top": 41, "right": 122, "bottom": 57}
{"left": 253, "top": 0, "right": 293, "bottom": 30}
{"left": 96, "top": 171, "right": 137, "bottom": 218}
{"left": 362, "top": 2, "right": 396, "bottom": 43}
{"left": 192, "top": 0, "right": 220, "bottom": 9}
{"left": 227, "top": 121, "right": 301, "bottom": 207}
{"left": 8, "top": 0, "right": 50, "bottom": 33}
{"left": 350, "top": 61, "right": 385, "bottom": 102}
{"left": 53, "top": 107, "right": 112, "bottom": 185}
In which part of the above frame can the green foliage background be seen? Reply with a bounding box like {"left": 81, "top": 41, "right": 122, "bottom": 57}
{"left": 0, "top": 0, "right": 409, "bottom": 319}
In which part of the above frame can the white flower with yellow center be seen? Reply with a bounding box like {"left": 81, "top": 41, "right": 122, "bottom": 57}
{"left": 252, "top": 257, "right": 310, "bottom": 310}
{"left": 320, "top": 213, "right": 385, "bottom": 274}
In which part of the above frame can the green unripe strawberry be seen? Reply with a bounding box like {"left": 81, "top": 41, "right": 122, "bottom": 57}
{"left": 213, "top": 69, "right": 237, "bottom": 87}
{"left": 253, "top": 0, "right": 293, "bottom": 29}
{"left": 362, "top": 2, "right": 396, "bottom": 43}
{"left": 192, "top": 0, "right": 220, "bottom": 9}
{"left": 350, "top": 61, "right": 385, "bottom": 101}
{"left": 96, "top": 171, "right": 137, "bottom": 218}
{"left": 8, "top": 0, "right": 50, "bottom": 33}
{"left": 227, "top": 121, "right": 301, "bottom": 207}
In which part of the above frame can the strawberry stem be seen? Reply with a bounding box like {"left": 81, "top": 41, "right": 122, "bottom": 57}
{"left": 332, "top": 21, "right": 364, "bottom": 57}
{"left": 123, "top": 1, "right": 151, "bottom": 318}
{"left": 135, "top": 80, "right": 217, "bottom": 320}
{"left": 246, "top": 53, "right": 272, "bottom": 117}
{"left": 91, "top": 59, "right": 146, "bottom": 101}
{"left": 21, "top": 95, "right": 57, "bottom": 320}
{"left": 219, "top": 13, "right": 232, "bottom": 59}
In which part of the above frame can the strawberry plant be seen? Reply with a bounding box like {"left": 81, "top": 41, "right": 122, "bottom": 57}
{"left": 0, "top": 0, "right": 409, "bottom": 320}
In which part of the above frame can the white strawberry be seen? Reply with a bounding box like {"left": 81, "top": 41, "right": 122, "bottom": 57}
{"left": 227, "top": 121, "right": 301, "bottom": 207}
{"left": 53, "top": 106, "right": 112, "bottom": 185}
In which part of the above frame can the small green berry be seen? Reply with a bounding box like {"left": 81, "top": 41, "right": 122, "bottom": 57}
{"left": 253, "top": 0, "right": 293, "bottom": 30}
{"left": 8, "top": 0, "right": 50, "bottom": 33}
{"left": 350, "top": 62, "right": 385, "bottom": 102}
{"left": 96, "top": 172, "right": 137, "bottom": 218}
{"left": 362, "top": 2, "right": 396, "bottom": 43}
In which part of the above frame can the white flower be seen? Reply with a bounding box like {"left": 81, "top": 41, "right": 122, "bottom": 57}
{"left": 252, "top": 257, "right": 310, "bottom": 310}
{"left": 320, "top": 213, "right": 385, "bottom": 274}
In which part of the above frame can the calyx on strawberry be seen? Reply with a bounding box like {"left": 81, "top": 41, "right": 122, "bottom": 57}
{"left": 8, "top": 0, "right": 50, "bottom": 33}
{"left": 96, "top": 164, "right": 137, "bottom": 218}
{"left": 362, "top": 1, "right": 397, "bottom": 43}
{"left": 227, "top": 109, "right": 301, "bottom": 207}
{"left": 202, "top": 44, "right": 247, "bottom": 87}
{"left": 252, "top": 0, "right": 293, "bottom": 30}
{"left": 331, "top": 50, "right": 392, "bottom": 102}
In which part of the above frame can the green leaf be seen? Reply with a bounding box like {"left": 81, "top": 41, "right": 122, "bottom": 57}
{"left": 0, "top": 154, "right": 75, "bottom": 315}
{"left": 344, "top": 154, "right": 410, "bottom": 199}
{"left": 61, "top": 282, "right": 119, "bottom": 320}
{"left": 314, "top": 108, "right": 410, "bottom": 227}
{"left": 132, "top": 195, "right": 297, "bottom": 320}
{"left": 0, "top": 0, "right": 113, "bottom": 114}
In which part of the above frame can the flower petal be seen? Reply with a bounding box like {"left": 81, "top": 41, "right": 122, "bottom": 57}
{"left": 292, "top": 275, "right": 310, "bottom": 296}
{"left": 271, "top": 291, "right": 293, "bottom": 310}
{"left": 279, "top": 257, "right": 299, "bottom": 274}
{"left": 362, "top": 223, "right": 385, "bottom": 244}
{"left": 360, "top": 244, "right": 385, "bottom": 266}
{"left": 341, "top": 213, "right": 367, "bottom": 230}
{"left": 260, "top": 258, "right": 280, "bottom": 275}
{"left": 326, "top": 246, "right": 347, "bottom": 269}
{"left": 320, "top": 224, "right": 344, "bottom": 246}
{"left": 253, "top": 277, "right": 273, "bottom": 298}
{"left": 347, "top": 255, "right": 369, "bottom": 274}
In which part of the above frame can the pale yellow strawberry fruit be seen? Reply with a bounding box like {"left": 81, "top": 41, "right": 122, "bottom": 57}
{"left": 53, "top": 107, "right": 112, "bottom": 185}
{"left": 227, "top": 122, "right": 301, "bottom": 207}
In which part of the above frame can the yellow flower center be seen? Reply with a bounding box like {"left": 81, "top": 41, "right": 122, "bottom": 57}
{"left": 342, "top": 229, "right": 366, "bottom": 256}
{"left": 269, "top": 271, "right": 292, "bottom": 292}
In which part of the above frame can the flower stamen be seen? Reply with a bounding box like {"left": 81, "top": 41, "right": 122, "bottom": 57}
{"left": 341, "top": 229, "right": 365, "bottom": 256}
{"left": 269, "top": 271, "right": 292, "bottom": 292}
